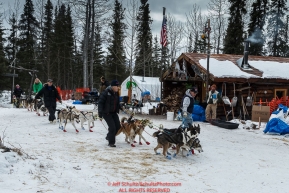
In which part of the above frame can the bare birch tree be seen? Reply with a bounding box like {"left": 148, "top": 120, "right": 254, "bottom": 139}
{"left": 64, "top": 0, "right": 110, "bottom": 88}
{"left": 124, "top": 0, "right": 139, "bottom": 78}
{"left": 88, "top": 0, "right": 96, "bottom": 89}
{"left": 185, "top": 4, "right": 206, "bottom": 53}
{"left": 167, "top": 13, "right": 184, "bottom": 64}
{"left": 207, "top": 0, "right": 229, "bottom": 54}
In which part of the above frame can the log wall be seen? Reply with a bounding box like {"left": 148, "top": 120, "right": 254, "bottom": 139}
{"left": 162, "top": 80, "right": 289, "bottom": 120}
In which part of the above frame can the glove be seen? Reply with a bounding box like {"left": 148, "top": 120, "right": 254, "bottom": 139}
{"left": 183, "top": 112, "right": 187, "bottom": 118}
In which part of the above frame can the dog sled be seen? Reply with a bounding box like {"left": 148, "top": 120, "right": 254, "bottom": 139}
{"left": 210, "top": 119, "right": 239, "bottom": 129}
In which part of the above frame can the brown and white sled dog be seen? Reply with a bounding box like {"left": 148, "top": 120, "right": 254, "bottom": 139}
{"left": 116, "top": 117, "right": 141, "bottom": 147}
{"left": 57, "top": 106, "right": 80, "bottom": 132}
{"left": 116, "top": 117, "right": 137, "bottom": 147}
{"left": 153, "top": 124, "right": 200, "bottom": 160}
{"left": 116, "top": 117, "right": 153, "bottom": 147}
{"left": 133, "top": 118, "right": 153, "bottom": 145}
{"left": 78, "top": 111, "right": 98, "bottom": 132}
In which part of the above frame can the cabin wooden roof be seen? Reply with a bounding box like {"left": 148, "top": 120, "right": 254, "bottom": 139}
{"left": 164, "top": 53, "right": 289, "bottom": 83}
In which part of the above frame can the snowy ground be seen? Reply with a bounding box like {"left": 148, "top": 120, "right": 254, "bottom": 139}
{"left": 0, "top": 100, "right": 289, "bottom": 193}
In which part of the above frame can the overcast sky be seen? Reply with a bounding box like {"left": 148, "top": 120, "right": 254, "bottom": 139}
{"left": 1, "top": 0, "right": 209, "bottom": 35}
{"left": 148, "top": 0, "right": 209, "bottom": 36}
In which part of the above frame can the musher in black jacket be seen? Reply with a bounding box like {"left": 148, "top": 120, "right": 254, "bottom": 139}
{"left": 98, "top": 80, "right": 121, "bottom": 147}
{"left": 35, "top": 79, "right": 62, "bottom": 123}
{"left": 13, "top": 84, "right": 23, "bottom": 98}
{"left": 13, "top": 84, "right": 24, "bottom": 108}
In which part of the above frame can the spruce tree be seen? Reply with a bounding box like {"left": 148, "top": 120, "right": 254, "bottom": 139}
{"left": 5, "top": 13, "right": 18, "bottom": 63}
{"left": 223, "top": 0, "right": 247, "bottom": 54}
{"left": 247, "top": 0, "right": 268, "bottom": 55}
{"left": 51, "top": 5, "right": 65, "bottom": 86}
{"left": 161, "top": 44, "right": 170, "bottom": 72}
{"left": 51, "top": 4, "right": 75, "bottom": 89}
{"left": 151, "top": 35, "right": 161, "bottom": 77}
{"left": 267, "top": 0, "right": 288, "bottom": 56}
{"left": 106, "top": 0, "right": 127, "bottom": 82}
{"left": 64, "top": 5, "right": 75, "bottom": 89}
{"left": 17, "top": 0, "right": 39, "bottom": 89}
{"left": 0, "top": 14, "right": 7, "bottom": 88}
{"left": 134, "top": 0, "right": 153, "bottom": 77}
{"left": 93, "top": 24, "right": 105, "bottom": 89}
{"left": 194, "top": 34, "right": 207, "bottom": 53}
{"left": 42, "top": 0, "right": 54, "bottom": 80}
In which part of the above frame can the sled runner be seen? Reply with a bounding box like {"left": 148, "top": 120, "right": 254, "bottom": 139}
{"left": 211, "top": 119, "right": 239, "bottom": 129}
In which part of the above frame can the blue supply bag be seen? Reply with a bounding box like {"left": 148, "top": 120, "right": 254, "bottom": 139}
{"left": 192, "top": 105, "right": 206, "bottom": 122}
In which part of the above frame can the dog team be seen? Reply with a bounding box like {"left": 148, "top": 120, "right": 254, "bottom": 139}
{"left": 16, "top": 79, "right": 203, "bottom": 160}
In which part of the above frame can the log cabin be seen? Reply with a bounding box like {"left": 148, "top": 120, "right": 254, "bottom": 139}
{"left": 161, "top": 51, "right": 289, "bottom": 120}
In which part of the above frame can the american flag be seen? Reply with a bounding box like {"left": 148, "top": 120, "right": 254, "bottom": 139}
{"left": 160, "top": 15, "right": 167, "bottom": 47}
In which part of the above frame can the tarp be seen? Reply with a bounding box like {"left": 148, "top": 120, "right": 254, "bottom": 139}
{"left": 192, "top": 105, "right": 206, "bottom": 122}
{"left": 263, "top": 118, "right": 289, "bottom": 135}
{"left": 175, "top": 105, "right": 206, "bottom": 122}
{"left": 264, "top": 110, "right": 289, "bottom": 135}
{"left": 120, "top": 76, "right": 161, "bottom": 100}
{"left": 272, "top": 104, "right": 288, "bottom": 115}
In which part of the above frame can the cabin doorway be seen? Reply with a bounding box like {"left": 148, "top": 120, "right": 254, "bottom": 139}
{"left": 274, "top": 89, "right": 287, "bottom": 99}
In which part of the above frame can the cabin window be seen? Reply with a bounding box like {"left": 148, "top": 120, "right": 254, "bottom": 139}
{"left": 274, "top": 89, "right": 287, "bottom": 99}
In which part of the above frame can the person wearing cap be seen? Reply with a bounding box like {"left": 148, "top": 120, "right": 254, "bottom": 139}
{"left": 33, "top": 78, "right": 43, "bottom": 94}
{"left": 13, "top": 84, "right": 23, "bottom": 99}
{"left": 13, "top": 84, "right": 23, "bottom": 108}
{"left": 180, "top": 87, "right": 198, "bottom": 128}
{"left": 35, "top": 79, "right": 62, "bottom": 123}
{"left": 99, "top": 76, "right": 110, "bottom": 93}
{"left": 205, "top": 84, "right": 222, "bottom": 121}
{"left": 98, "top": 80, "right": 121, "bottom": 147}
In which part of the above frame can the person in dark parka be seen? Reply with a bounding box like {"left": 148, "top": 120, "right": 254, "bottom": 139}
{"left": 13, "top": 84, "right": 23, "bottom": 98}
{"left": 98, "top": 80, "right": 121, "bottom": 147}
{"left": 35, "top": 79, "right": 62, "bottom": 123}
{"left": 13, "top": 84, "right": 24, "bottom": 108}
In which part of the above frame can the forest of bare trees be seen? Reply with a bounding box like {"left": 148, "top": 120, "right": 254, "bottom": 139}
{"left": 0, "top": 0, "right": 289, "bottom": 91}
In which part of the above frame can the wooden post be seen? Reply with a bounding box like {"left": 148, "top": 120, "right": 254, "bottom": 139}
{"left": 206, "top": 19, "right": 211, "bottom": 98}
{"left": 161, "top": 7, "right": 166, "bottom": 100}
{"left": 128, "top": 81, "right": 132, "bottom": 104}
{"left": 258, "top": 117, "right": 261, "bottom": 129}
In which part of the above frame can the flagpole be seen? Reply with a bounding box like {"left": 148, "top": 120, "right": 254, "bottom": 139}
{"left": 206, "top": 19, "right": 211, "bottom": 98}
{"left": 161, "top": 7, "right": 166, "bottom": 100}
